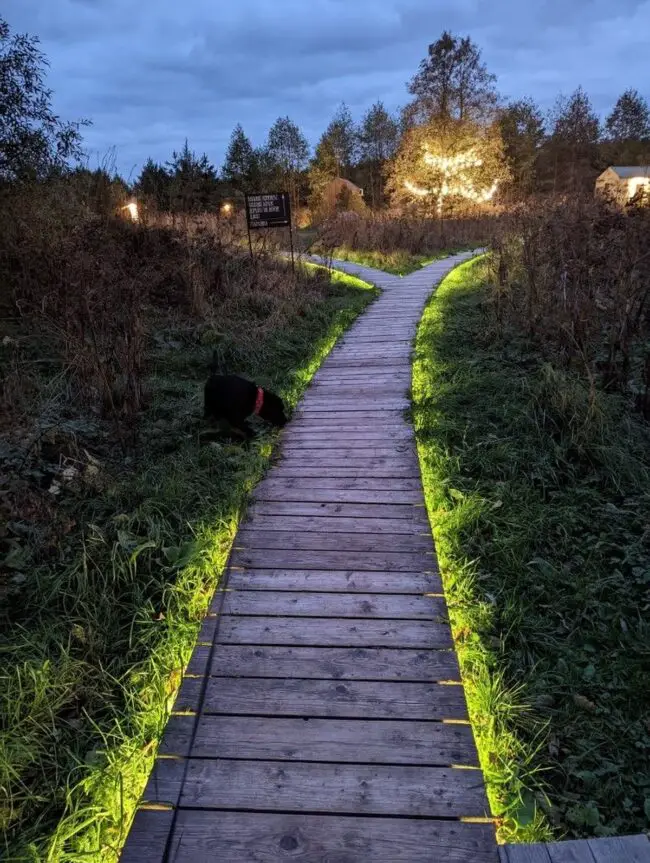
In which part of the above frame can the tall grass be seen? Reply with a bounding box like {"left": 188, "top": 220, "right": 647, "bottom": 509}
{"left": 413, "top": 257, "right": 650, "bottom": 842}
{"left": 0, "top": 184, "right": 377, "bottom": 860}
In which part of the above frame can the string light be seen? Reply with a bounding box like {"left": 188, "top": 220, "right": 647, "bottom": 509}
{"left": 404, "top": 144, "right": 498, "bottom": 213}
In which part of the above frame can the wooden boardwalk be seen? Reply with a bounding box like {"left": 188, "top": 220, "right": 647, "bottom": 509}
{"left": 121, "top": 252, "right": 498, "bottom": 862}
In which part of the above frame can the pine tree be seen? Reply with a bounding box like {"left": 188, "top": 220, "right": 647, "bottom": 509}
{"left": 167, "top": 140, "right": 218, "bottom": 212}
{"left": 222, "top": 124, "right": 256, "bottom": 193}
{"left": 605, "top": 89, "right": 650, "bottom": 142}
{"left": 407, "top": 31, "right": 497, "bottom": 123}
{"left": 136, "top": 158, "right": 172, "bottom": 210}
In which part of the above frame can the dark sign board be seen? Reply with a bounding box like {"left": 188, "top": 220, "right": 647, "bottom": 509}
{"left": 245, "top": 192, "right": 291, "bottom": 230}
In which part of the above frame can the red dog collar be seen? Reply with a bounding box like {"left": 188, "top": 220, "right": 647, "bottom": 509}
{"left": 253, "top": 387, "right": 264, "bottom": 415}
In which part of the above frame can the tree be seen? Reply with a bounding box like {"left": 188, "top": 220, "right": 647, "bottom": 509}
{"left": 407, "top": 32, "right": 497, "bottom": 123}
{"left": 545, "top": 87, "right": 600, "bottom": 194}
{"left": 386, "top": 117, "right": 509, "bottom": 217}
{"left": 322, "top": 103, "right": 357, "bottom": 176}
{"left": 499, "top": 98, "right": 545, "bottom": 198}
{"left": 267, "top": 116, "right": 310, "bottom": 216}
{"left": 167, "top": 140, "right": 218, "bottom": 212}
{"left": 357, "top": 102, "right": 399, "bottom": 207}
{"left": 605, "top": 89, "right": 650, "bottom": 142}
{"left": 135, "top": 158, "right": 172, "bottom": 210}
{"left": 222, "top": 124, "right": 256, "bottom": 193}
{"left": 0, "top": 16, "right": 87, "bottom": 180}
{"left": 307, "top": 137, "right": 339, "bottom": 219}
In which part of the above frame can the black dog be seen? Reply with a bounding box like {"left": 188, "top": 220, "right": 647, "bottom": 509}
{"left": 204, "top": 372, "right": 288, "bottom": 439}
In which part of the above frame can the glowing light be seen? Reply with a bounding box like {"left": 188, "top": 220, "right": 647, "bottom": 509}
{"left": 121, "top": 201, "right": 139, "bottom": 222}
{"left": 221, "top": 202, "right": 233, "bottom": 215}
{"left": 404, "top": 144, "right": 498, "bottom": 214}
{"left": 404, "top": 180, "right": 431, "bottom": 197}
{"left": 628, "top": 177, "right": 650, "bottom": 200}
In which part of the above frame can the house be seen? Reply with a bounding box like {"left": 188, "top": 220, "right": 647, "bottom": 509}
{"left": 595, "top": 166, "right": 650, "bottom": 205}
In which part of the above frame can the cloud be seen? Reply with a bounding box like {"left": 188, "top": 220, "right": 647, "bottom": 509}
{"left": 3, "top": 0, "right": 650, "bottom": 177}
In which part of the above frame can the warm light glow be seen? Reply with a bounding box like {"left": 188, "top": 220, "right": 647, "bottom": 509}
{"left": 221, "top": 202, "right": 233, "bottom": 215}
{"left": 404, "top": 144, "right": 498, "bottom": 214}
{"left": 122, "top": 201, "right": 139, "bottom": 222}
{"left": 628, "top": 177, "right": 650, "bottom": 199}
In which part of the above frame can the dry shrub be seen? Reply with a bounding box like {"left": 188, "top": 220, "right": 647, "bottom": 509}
{"left": 0, "top": 181, "right": 309, "bottom": 434}
{"left": 489, "top": 197, "right": 650, "bottom": 418}
{"left": 315, "top": 211, "right": 500, "bottom": 256}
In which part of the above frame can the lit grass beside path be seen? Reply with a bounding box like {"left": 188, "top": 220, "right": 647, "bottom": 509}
{"left": 0, "top": 269, "right": 376, "bottom": 862}
{"left": 331, "top": 246, "right": 477, "bottom": 276}
{"left": 412, "top": 257, "right": 650, "bottom": 843}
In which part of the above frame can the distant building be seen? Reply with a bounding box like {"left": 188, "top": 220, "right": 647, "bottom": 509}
{"left": 595, "top": 166, "right": 650, "bottom": 205}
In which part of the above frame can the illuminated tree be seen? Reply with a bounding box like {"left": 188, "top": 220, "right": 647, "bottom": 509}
{"left": 387, "top": 118, "right": 509, "bottom": 217}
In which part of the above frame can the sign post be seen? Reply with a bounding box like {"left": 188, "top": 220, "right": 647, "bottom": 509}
{"left": 245, "top": 192, "right": 295, "bottom": 273}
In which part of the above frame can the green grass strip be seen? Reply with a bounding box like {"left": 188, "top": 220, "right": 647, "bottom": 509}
{"left": 412, "top": 257, "right": 650, "bottom": 843}
{"left": 2, "top": 269, "right": 376, "bottom": 862}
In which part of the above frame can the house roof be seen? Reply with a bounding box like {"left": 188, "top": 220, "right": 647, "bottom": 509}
{"left": 609, "top": 166, "right": 650, "bottom": 179}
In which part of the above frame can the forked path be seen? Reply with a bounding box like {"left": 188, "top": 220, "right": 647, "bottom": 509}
{"left": 121, "top": 252, "right": 498, "bottom": 862}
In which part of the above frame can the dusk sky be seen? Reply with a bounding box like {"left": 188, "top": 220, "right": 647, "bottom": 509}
{"left": 4, "top": 0, "right": 650, "bottom": 179}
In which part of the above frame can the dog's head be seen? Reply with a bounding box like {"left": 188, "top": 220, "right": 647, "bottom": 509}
{"left": 260, "top": 390, "right": 288, "bottom": 427}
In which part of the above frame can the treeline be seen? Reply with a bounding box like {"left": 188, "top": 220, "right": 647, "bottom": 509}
{"left": 2, "top": 16, "right": 650, "bottom": 220}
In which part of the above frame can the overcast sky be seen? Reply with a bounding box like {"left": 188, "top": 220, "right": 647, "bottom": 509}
{"left": 4, "top": 0, "right": 650, "bottom": 179}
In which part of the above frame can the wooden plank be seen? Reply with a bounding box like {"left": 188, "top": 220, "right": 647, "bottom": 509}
{"left": 225, "top": 568, "right": 441, "bottom": 593}
{"left": 229, "top": 549, "right": 433, "bottom": 572}
{"left": 277, "top": 455, "right": 419, "bottom": 468}
{"left": 142, "top": 756, "right": 185, "bottom": 806}
{"left": 252, "top": 487, "right": 422, "bottom": 505}
{"left": 246, "top": 500, "right": 427, "bottom": 520}
{"left": 234, "top": 529, "right": 431, "bottom": 553}
{"left": 179, "top": 759, "right": 488, "bottom": 817}
{"left": 547, "top": 839, "right": 597, "bottom": 862}
{"left": 256, "top": 476, "right": 422, "bottom": 491}
{"left": 241, "top": 514, "right": 430, "bottom": 534}
{"left": 502, "top": 846, "right": 552, "bottom": 863}
{"left": 280, "top": 447, "right": 415, "bottom": 458}
{"left": 588, "top": 836, "right": 650, "bottom": 863}
{"left": 161, "top": 715, "right": 478, "bottom": 765}
{"left": 167, "top": 810, "right": 498, "bottom": 863}
{"left": 298, "top": 401, "right": 410, "bottom": 412}
{"left": 214, "top": 591, "right": 445, "bottom": 619}
{"left": 200, "top": 615, "right": 452, "bottom": 647}
{"left": 271, "top": 467, "right": 422, "bottom": 479}
{"left": 194, "top": 676, "right": 466, "bottom": 720}
{"left": 198, "top": 644, "right": 459, "bottom": 680}
{"left": 119, "top": 808, "right": 174, "bottom": 863}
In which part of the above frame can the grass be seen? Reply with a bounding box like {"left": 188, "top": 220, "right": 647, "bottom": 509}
{"left": 412, "top": 257, "right": 650, "bottom": 843}
{"left": 329, "top": 246, "right": 476, "bottom": 276}
{"left": 0, "top": 264, "right": 376, "bottom": 862}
